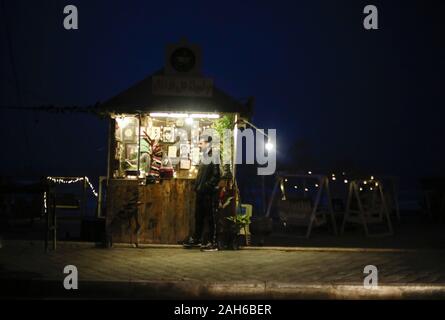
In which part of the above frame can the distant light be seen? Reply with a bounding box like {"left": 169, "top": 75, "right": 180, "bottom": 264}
{"left": 315, "top": 184, "right": 319, "bottom": 187}
{"left": 284, "top": 179, "right": 288, "bottom": 182}
{"left": 294, "top": 186, "right": 298, "bottom": 189}
{"left": 359, "top": 187, "right": 363, "bottom": 191}
{"left": 371, "top": 176, "right": 374, "bottom": 180}
{"left": 364, "top": 181, "right": 367, "bottom": 185}
{"left": 304, "top": 188, "right": 309, "bottom": 192}
{"left": 332, "top": 177, "right": 336, "bottom": 181}
{"left": 265, "top": 142, "right": 274, "bottom": 151}
{"left": 185, "top": 117, "right": 194, "bottom": 125}
{"left": 308, "top": 171, "right": 312, "bottom": 175}
{"left": 344, "top": 179, "right": 348, "bottom": 184}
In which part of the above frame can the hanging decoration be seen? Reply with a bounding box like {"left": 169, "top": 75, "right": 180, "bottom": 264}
{"left": 46, "top": 176, "right": 98, "bottom": 197}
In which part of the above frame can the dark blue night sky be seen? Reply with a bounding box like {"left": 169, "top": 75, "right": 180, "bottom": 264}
{"left": 1, "top": 0, "right": 444, "bottom": 188}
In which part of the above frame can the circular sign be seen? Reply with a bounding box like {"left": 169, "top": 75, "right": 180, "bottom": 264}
{"left": 170, "top": 47, "right": 196, "bottom": 73}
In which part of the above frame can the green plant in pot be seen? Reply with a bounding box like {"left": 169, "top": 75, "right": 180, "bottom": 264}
{"left": 225, "top": 213, "right": 251, "bottom": 250}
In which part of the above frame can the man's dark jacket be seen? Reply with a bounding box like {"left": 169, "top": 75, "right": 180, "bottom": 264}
{"left": 194, "top": 149, "right": 221, "bottom": 194}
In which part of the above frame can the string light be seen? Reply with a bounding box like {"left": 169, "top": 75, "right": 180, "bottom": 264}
{"left": 46, "top": 176, "right": 98, "bottom": 197}
{"left": 304, "top": 188, "right": 309, "bottom": 192}
{"left": 43, "top": 191, "right": 47, "bottom": 214}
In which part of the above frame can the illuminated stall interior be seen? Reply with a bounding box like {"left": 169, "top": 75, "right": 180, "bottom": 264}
{"left": 112, "top": 112, "right": 224, "bottom": 182}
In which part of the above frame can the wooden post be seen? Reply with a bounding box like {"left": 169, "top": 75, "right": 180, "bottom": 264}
{"left": 52, "top": 194, "right": 56, "bottom": 251}
{"left": 341, "top": 182, "right": 354, "bottom": 234}
{"left": 324, "top": 177, "right": 338, "bottom": 235}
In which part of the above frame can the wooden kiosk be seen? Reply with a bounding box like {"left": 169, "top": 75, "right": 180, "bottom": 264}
{"left": 99, "top": 40, "right": 253, "bottom": 245}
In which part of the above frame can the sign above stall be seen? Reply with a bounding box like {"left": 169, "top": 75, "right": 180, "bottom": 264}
{"left": 153, "top": 39, "right": 213, "bottom": 97}
{"left": 165, "top": 38, "right": 202, "bottom": 76}
{"left": 152, "top": 76, "right": 213, "bottom": 97}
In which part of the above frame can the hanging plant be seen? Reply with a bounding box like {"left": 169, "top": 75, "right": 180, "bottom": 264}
{"left": 212, "top": 114, "right": 235, "bottom": 178}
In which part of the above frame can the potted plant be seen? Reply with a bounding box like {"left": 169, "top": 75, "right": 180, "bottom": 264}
{"left": 225, "top": 213, "right": 251, "bottom": 250}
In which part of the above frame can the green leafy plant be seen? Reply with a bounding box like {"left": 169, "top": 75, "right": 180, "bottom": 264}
{"left": 212, "top": 114, "right": 235, "bottom": 178}
{"left": 226, "top": 214, "right": 251, "bottom": 227}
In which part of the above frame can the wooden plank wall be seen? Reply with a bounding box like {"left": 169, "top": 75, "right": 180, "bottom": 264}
{"left": 106, "top": 179, "right": 196, "bottom": 244}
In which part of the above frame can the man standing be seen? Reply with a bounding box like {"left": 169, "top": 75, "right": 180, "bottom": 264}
{"left": 183, "top": 135, "right": 220, "bottom": 251}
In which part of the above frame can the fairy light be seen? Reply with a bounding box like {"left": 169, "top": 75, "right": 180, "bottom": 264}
{"left": 359, "top": 187, "right": 363, "bottom": 191}
{"left": 315, "top": 184, "right": 319, "bottom": 188}
{"left": 370, "top": 176, "right": 374, "bottom": 180}
{"left": 308, "top": 171, "right": 312, "bottom": 175}
{"left": 304, "top": 188, "right": 309, "bottom": 192}
{"left": 344, "top": 179, "right": 348, "bottom": 184}
{"left": 46, "top": 176, "right": 98, "bottom": 197}
{"left": 43, "top": 191, "right": 47, "bottom": 214}
{"left": 294, "top": 185, "right": 298, "bottom": 189}
{"left": 363, "top": 181, "right": 367, "bottom": 185}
